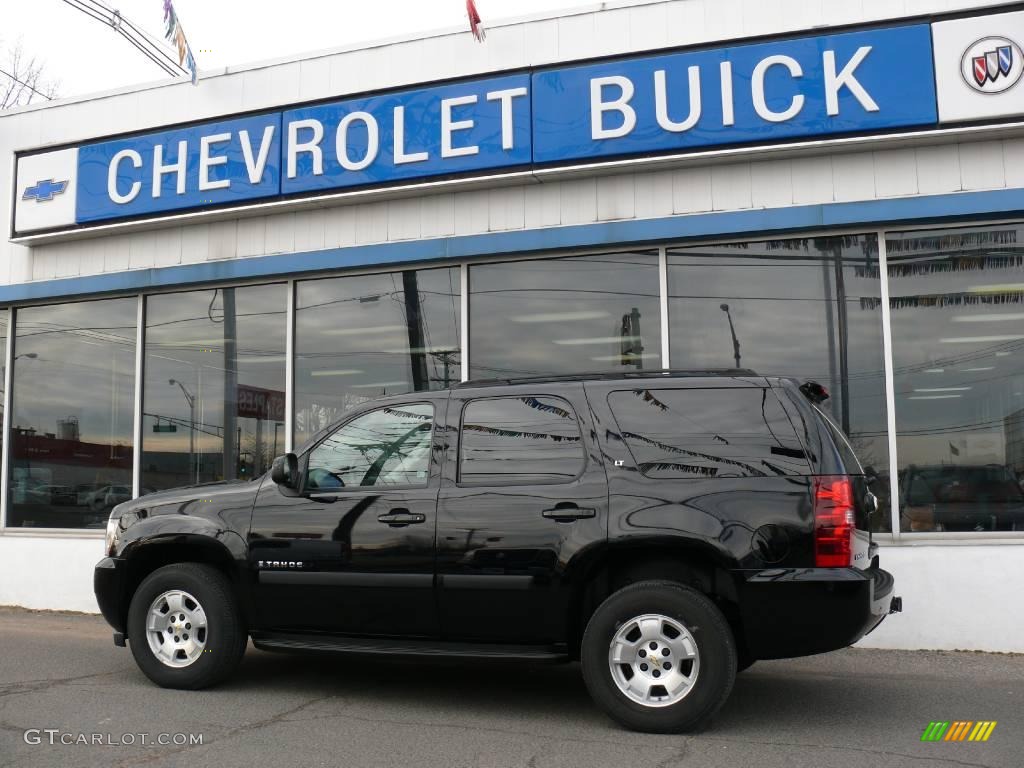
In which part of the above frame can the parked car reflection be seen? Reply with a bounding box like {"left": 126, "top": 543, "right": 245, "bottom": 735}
{"left": 899, "top": 464, "right": 1024, "bottom": 532}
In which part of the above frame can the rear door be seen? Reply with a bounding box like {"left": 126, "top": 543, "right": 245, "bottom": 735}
{"left": 435, "top": 383, "right": 608, "bottom": 644}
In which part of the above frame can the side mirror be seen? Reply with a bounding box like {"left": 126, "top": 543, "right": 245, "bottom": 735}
{"left": 271, "top": 453, "right": 299, "bottom": 489}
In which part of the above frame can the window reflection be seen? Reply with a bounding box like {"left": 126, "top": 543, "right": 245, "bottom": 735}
{"left": 294, "top": 268, "right": 460, "bottom": 446}
{"left": 889, "top": 225, "right": 1024, "bottom": 533}
{"left": 667, "top": 235, "right": 889, "bottom": 528}
{"left": 142, "top": 285, "right": 287, "bottom": 492}
{"left": 306, "top": 403, "right": 434, "bottom": 490}
{"left": 8, "top": 300, "right": 135, "bottom": 529}
{"left": 469, "top": 253, "right": 661, "bottom": 379}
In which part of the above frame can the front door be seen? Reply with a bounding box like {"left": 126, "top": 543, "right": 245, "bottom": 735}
{"left": 436, "top": 383, "right": 608, "bottom": 645}
{"left": 248, "top": 396, "right": 446, "bottom": 638}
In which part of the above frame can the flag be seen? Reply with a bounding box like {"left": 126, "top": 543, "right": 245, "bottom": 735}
{"left": 163, "top": 0, "right": 198, "bottom": 85}
{"left": 466, "top": 0, "right": 486, "bottom": 42}
{"left": 950, "top": 442, "right": 960, "bottom": 456}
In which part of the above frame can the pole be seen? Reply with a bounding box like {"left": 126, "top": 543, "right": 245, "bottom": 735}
{"left": 189, "top": 397, "right": 196, "bottom": 484}
{"left": 222, "top": 288, "right": 238, "bottom": 481}
{"left": 402, "top": 271, "right": 429, "bottom": 390}
{"left": 720, "top": 304, "right": 742, "bottom": 369}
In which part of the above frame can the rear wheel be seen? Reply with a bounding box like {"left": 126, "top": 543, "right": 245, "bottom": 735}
{"left": 581, "top": 581, "right": 736, "bottom": 733}
{"left": 127, "top": 563, "right": 247, "bottom": 689}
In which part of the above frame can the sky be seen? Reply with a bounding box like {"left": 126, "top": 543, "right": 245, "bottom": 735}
{"left": 3, "top": 0, "right": 610, "bottom": 102}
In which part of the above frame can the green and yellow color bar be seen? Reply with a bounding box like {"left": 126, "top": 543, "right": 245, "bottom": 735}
{"left": 921, "top": 721, "right": 997, "bottom": 742}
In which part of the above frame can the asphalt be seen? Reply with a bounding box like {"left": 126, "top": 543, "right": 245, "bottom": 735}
{"left": 0, "top": 607, "right": 1020, "bottom": 768}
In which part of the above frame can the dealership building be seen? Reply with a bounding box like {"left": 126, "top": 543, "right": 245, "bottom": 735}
{"left": 3, "top": 0, "right": 1024, "bottom": 652}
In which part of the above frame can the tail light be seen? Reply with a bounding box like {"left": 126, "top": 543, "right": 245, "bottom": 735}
{"left": 813, "top": 475, "right": 854, "bottom": 567}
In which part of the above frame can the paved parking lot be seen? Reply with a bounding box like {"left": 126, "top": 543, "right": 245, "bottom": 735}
{"left": 0, "top": 607, "right": 1020, "bottom": 768}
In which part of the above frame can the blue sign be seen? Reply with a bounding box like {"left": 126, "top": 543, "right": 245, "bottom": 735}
{"left": 62, "top": 23, "right": 939, "bottom": 228}
{"left": 282, "top": 74, "right": 531, "bottom": 195}
{"left": 533, "top": 25, "right": 937, "bottom": 163}
{"left": 77, "top": 113, "right": 283, "bottom": 223}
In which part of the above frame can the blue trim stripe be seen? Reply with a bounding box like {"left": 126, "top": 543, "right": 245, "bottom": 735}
{"left": 7, "top": 186, "right": 1024, "bottom": 304}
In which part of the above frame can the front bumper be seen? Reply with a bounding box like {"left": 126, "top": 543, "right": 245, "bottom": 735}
{"left": 738, "top": 557, "right": 899, "bottom": 660}
{"left": 94, "top": 556, "right": 128, "bottom": 634}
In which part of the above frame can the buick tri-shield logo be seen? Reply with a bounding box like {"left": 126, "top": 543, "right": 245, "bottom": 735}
{"left": 961, "top": 36, "right": 1024, "bottom": 93}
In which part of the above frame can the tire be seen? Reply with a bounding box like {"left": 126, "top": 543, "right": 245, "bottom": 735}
{"left": 127, "top": 563, "right": 247, "bottom": 689}
{"left": 581, "top": 580, "right": 737, "bottom": 733}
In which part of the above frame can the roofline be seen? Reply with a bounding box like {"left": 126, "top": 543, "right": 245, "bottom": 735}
{"left": 457, "top": 369, "right": 762, "bottom": 388}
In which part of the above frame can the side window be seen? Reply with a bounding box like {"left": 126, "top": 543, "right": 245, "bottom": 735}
{"left": 607, "top": 387, "right": 809, "bottom": 479}
{"left": 459, "top": 396, "right": 584, "bottom": 486}
{"left": 306, "top": 403, "right": 434, "bottom": 490}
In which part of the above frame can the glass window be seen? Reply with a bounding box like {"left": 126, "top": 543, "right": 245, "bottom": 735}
{"left": 306, "top": 403, "right": 433, "bottom": 490}
{"left": 469, "top": 253, "right": 661, "bottom": 379}
{"left": 667, "top": 236, "right": 889, "bottom": 519}
{"left": 142, "top": 285, "right": 287, "bottom": 492}
{"left": 295, "top": 268, "right": 460, "bottom": 446}
{"left": 888, "top": 224, "right": 1024, "bottom": 533}
{"left": 459, "top": 396, "right": 584, "bottom": 485}
{"left": 608, "top": 387, "right": 808, "bottom": 478}
{"left": 8, "top": 299, "right": 135, "bottom": 529}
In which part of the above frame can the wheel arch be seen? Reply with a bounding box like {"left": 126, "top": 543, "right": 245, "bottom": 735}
{"left": 566, "top": 541, "right": 744, "bottom": 660}
{"left": 119, "top": 533, "right": 249, "bottom": 631}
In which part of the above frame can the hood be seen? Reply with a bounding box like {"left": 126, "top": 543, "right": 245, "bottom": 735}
{"left": 112, "top": 478, "right": 258, "bottom": 517}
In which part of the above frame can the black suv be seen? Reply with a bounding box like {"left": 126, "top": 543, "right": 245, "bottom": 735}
{"left": 94, "top": 371, "right": 899, "bottom": 733}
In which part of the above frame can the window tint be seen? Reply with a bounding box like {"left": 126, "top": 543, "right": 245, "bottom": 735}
{"left": 306, "top": 404, "right": 434, "bottom": 490}
{"left": 608, "top": 388, "right": 809, "bottom": 478}
{"left": 459, "top": 396, "right": 584, "bottom": 485}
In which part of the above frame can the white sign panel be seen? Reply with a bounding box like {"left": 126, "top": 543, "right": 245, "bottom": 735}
{"left": 13, "top": 148, "right": 78, "bottom": 234}
{"left": 933, "top": 10, "right": 1024, "bottom": 123}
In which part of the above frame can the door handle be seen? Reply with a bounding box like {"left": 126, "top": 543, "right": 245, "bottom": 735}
{"left": 542, "top": 504, "right": 596, "bottom": 523}
{"left": 377, "top": 509, "right": 427, "bottom": 527}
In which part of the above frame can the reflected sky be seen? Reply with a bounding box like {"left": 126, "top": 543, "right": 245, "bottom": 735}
{"left": 668, "top": 235, "right": 888, "bottom": 469}
{"left": 9, "top": 299, "right": 135, "bottom": 528}
{"left": 888, "top": 225, "right": 1024, "bottom": 469}
{"left": 11, "top": 299, "right": 135, "bottom": 444}
{"left": 142, "top": 284, "right": 287, "bottom": 489}
{"left": 469, "top": 253, "right": 661, "bottom": 378}
{"left": 295, "top": 268, "right": 459, "bottom": 445}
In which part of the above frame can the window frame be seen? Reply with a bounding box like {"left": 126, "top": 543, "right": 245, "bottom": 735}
{"left": 301, "top": 400, "right": 437, "bottom": 495}
{"left": 455, "top": 394, "right": 588, "bottom": 489}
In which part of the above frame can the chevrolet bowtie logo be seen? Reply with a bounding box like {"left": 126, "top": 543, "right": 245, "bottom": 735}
{"left": 22, "top": 179, "right": 69, "bottom": 203}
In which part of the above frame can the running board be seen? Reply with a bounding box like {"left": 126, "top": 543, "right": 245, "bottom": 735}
{"left": 251, "top": 632, "right": 569, "bottom": 662}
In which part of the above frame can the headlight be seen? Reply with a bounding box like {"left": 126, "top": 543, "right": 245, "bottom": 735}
{"left": 105, "top": 515, "right": 121, "bottom": 556}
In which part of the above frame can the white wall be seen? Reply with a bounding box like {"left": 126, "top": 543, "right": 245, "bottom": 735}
{"left": 0, "top": 535, "right": 104, "bottom": 614}
{"left": 2, "top": 535, "right": 1021, "bottom": 653}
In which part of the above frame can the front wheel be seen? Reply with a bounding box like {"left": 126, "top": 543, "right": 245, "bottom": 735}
{"left": 127, "top": 563, "right": 247, "bottom": 689}
{"left": 581, "top": 581, "right": 737, "bottom": 733}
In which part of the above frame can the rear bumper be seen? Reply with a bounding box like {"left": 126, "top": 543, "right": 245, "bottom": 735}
{"left": 93, "top": 556, "right": 128, "bottom": 634}
{"left": 737, "top": 559, "right": 898, "bottom": 660}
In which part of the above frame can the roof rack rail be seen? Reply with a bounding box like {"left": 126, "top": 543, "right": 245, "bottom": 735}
{"left": 457, "top": 369, "right": 759, "bottom": 388}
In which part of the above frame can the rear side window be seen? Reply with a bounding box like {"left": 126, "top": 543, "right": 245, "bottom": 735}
{"left": 459, "top": 396, "right": 584, "bottom": 485}
{"left": 814, "top": 406, "right": 864, "bottom": 475}
{"left": 608, "top": 387, "right": 810, "bottom": 478}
